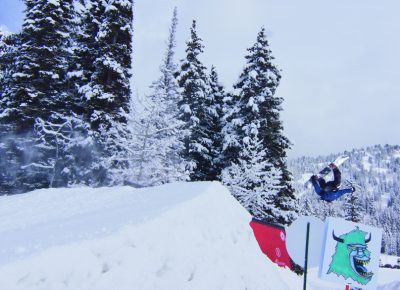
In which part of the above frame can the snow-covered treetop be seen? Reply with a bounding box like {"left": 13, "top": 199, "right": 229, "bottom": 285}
{"left": 184, "top": 20, "right": 204, "bottom": 62}
{"left": 164, "top": 7, "right": 178, "bottom": 72}
{"left": 0, "top": 25, "right": 11, "bottom": 38}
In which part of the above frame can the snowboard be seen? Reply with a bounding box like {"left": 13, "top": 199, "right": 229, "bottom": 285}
{"left": 305, "top": 155, "right": 349, "bottom": 188}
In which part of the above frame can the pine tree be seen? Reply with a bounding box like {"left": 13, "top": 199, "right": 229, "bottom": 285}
{"left": 223, "top": 27, "right": 297, "bottom": 225}
{"left": 177, "top": 20, "right": 216, "bottom": 181}
{"left": 0, "top": 28, "right": 13, "bottom": 115}
{"left": 0, "top": 32, "right": 23, "bottom": 194}
{"left": 299, "top": 194, "right": 318, "bottom": 217}
{"left": 33, "top": 112, "right": 96, "bottom": 187}
{"left": 206, "top": 66, "right": 226, "bottom": 180}
{"left": 0, "top": 26, "right": 10, "bottom": 82}
{"left": 383, "top": 194, "right": 400, "bottom": 254}
{"left": 0, "top": 26, "right": 9, "bottom": 40}
{"left": 344, "top": 191, "right": 362, "bottom": 223}
{"left": 83, "top": 0, "right": 133, "bottom": 130}
{"left": 9, "top": 0, "right": 75, "bottom": 127}
{"left": 127, "top": 7, "right": 187, "bottom": 186}
{"left": 78, "top": 0, "right": 134, "bottom": 185}
{"left": 0, "top": 0, "right": 76, "bottom": 193}
{"left": 221, "top": 132, "right": 282, "bottom": 219}
{"left": 220, "top": 91, "right": 241, "bottom": 170}
{"left": 62, "top": 1, "right": 86, "bottom": 115}
{"left": 73, "top": 0, "right": 102, "bottom": 108}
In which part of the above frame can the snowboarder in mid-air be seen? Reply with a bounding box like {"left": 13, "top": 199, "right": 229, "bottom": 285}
{"left": 307, "top": 156, "right": 356, "bottom": 202}
{"left": 310, "top": 162, "right": 355, "bottom": 202}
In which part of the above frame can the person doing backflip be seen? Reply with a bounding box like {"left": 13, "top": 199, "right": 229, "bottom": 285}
{"left": 310, "top": 163, "right": 355, "bottom": 202}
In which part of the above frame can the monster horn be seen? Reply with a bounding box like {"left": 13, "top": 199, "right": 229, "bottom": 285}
{"left": 332, "top": 231, "right": 344, "bottom": 243}
{"left": 365, "top": 233, "right": 372, "bottom": 243}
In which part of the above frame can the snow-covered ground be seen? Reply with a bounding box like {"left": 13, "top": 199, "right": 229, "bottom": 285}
{"left": 0, "top": 182, "right": 399, "bottom": 289}
{"left": 381, "top": 254, "right": 400, "bottom": 267}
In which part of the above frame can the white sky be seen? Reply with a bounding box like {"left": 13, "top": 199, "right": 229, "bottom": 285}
{"left": 3, "top": 0, "right": 400, "bottom": 158}
{"left": 133, "top": 0, "right": 400, "bottom": 158}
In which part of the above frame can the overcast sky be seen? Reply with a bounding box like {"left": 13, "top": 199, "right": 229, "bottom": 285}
{"left": 2, "top": 0, "right": 400, "bottom": 158}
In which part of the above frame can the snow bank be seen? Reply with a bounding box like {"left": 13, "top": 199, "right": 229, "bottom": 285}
{"left": 0, "top": 182, "right": 292, "bottom": 290}
{"left": 380, "top": 254, "right": 400, "bottom": 267}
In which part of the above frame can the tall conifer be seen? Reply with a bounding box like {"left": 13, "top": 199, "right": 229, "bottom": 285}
{"left": 0, "top": 32, "right": 23, "bottom": 194}
{"left": 77, "top": 0, "right": 134, "bottom": 184}
{"left": 0, "top": 0, "right": 76, "bottom": 193}
{"left": 222, "top": 131, "right": 282, "bottom": 219}
{"left": 205, "top": 66, "right": 226, "bottom": 180}
{"left": 177, "top": 20, "right": 215, "bottom": 181}
{"left": 344, "top": 191, "right": 362, "bottom": 223}
{"left": 128, "top": 7, "right": 187, "bottom": 186}
{"left": 223, "top": 27, "right": 297, "bottom": 224}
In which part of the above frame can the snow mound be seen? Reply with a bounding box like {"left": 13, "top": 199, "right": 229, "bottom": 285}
{"left": 0, "top": 182, "right": 291, "bottom": 290}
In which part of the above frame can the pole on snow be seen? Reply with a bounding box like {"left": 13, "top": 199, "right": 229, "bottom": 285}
{"left": 303, "top": 222, "right": 310, "bottom": 290}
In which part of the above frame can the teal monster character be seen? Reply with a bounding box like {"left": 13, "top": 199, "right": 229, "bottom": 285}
{"left": 328, "top": 227, "right": 373, "bottom": 285}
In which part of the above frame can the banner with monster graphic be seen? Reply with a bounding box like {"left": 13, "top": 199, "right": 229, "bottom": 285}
{"left": 319, "top": 218, "right": 383, "bottom": 290}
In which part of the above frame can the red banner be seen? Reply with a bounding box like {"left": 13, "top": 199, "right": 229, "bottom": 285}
{"left": 250, "top": 219, "right": 292, "bottom": 269}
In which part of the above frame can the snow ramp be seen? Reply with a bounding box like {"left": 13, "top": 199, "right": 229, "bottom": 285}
{"left": 0, "top": 181, "right": 292, "bottom": 290}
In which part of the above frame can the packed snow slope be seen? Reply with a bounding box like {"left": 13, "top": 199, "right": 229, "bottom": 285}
{"left": 0, "top": 182, "right": 293, "bottom": 290}
{"left": 0, "top": 181, "right": 399, "bottom": 290}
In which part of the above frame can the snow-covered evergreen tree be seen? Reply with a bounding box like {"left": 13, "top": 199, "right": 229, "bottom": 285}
{"left": 82, "top": 0, "right": 133, "bottom": 129}
{"left": 223, "top": 27, "right": 297, "bottom": 225}
{"left": 176, "top": 20, "right": 215, "bottom": 181}
{"left": 9, "top": 0, "right": 75, "bottom": 125}
{"left": 206, "top": 66, "right": 226, "bottom": 180}
{"left": 0, "top": 26, "right": 11, "bottom": 87}
{"left": 222, "top": 132, "right": 282, "bottom": 219}
{"left": 0, "top": 31, "right": 24, "bottom": 194}
{"left": 0, "top": 0, "right": 136, "bottom": 192}
{"left": 220, "top": 91, "right": 241, "bottom": 170}
{"left": 0, "top": 26, "right": 10, "bottom": 41}
{"left": 0, "top": 28, "right": 13, "bottom": 115}
{"left": 298, "top": 193, "right": 319, "bottom": 217}
{"left": 73, "top": 0, "right": 102, "bottom": 105}
{"left": 78, "top": 0, "right": 134, "bottom": 185}
{"left": 127, "top": 7, "right": 188, "bottom": 187}
{"left": 343, "top": 191, "right": 362, "bottom": 222}
{"left": 0, "top": 0, "right": 76, "bottom": 193}
{"left": 382, "top": 187, "right": 400, "bottom": 255}
{"left": 33, "top": 112, "right": 96, "bottom": 188}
